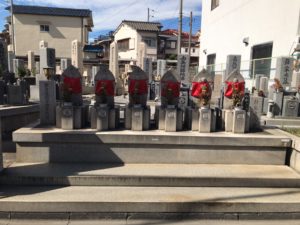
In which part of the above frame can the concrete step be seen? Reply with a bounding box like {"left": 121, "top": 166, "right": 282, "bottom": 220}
{"left": 1, "top": 185, "right": 300, "bottom": 213}
{"left": 1, "top": 163, "right": 300, "bottom": 187}
{"left": 13, "top": 126, "right": 291, "bottom": 165}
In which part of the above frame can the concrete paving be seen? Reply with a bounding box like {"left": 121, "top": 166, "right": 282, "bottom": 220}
{"left": 2, "top": 219, "right": 300, "bottom": 225}
{"left": 1, "top": 186, "right": 300, "bottom": 213}
{"left": 1, "top": 163, "right": 300, "bottom": 187}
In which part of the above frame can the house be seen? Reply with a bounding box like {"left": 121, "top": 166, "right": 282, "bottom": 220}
{"left": 6, "top": 4, "right": 93, "bottom": 59}
{"left": 113, "top": 20, "right": 162, "bottom": 63}
{"left": 199, "top": 0, "right": 300, "bottom": 77}
{"left": 93, "top": 32, "right": 114, "bottom": 62}
{"left": 158, "top": 29, "right": 200, "bottom": 64}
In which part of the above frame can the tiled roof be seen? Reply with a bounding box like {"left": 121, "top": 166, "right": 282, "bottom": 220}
{"left": 7, "top": 5, "right": 92, "bottom": 18}
{"left": 123, "top": 20, "right": 162, "bottom": 32}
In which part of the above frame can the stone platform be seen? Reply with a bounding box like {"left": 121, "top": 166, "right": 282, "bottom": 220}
{"left": 13, "top": 123, "right": 291, "bottom": 165}
{"left": 262, "top": 116, "right": 300, "bottom": 128}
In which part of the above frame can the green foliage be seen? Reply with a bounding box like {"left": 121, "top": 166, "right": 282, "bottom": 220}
{"left": 168, "top": 54, "right": 177, "bottom": 60}
{"left": 283, "top": 128, "right": 300, "bottom": 137}
{"left": 17, "top": 67, "right": 26, "bottom": 78}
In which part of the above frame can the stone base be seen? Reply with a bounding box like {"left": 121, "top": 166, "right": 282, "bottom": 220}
{"left": 233, "top": 109, "right": 246, "bottom": 134}
{"left": 224, "top": 110, "right": 233, "bottom": 132}
{"left": 199, "top": 108, "right": 212, "bottom": 133}
{"left": 125, "top": 105, "right": 150, "bottom": 131}
{"left": 56, "top": 104, "right": 86, "bottom": 130}
{"left": 158, "top": 107, "right": 183, "bottom": 132}
{"left": 29, "top": 85, "right": 39, "bottom": 101}
{"left": 90, "top": 105, "right": 119, "bottom": 131}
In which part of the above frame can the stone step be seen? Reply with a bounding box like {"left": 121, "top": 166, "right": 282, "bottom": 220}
{"left": 1, "top": 185, "right": 300, "bottom": 213}
{"left": 13, "top": 126, "right": 291, "bottom": 165}
{"left": 1, "top": 163, "right": 300, "bottom": 187}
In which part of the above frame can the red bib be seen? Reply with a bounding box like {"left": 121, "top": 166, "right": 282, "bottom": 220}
{"left": 128, "top": 79, "right": 148, "bottom": 95}
{"left": 161, "top": 81, "right": 180, "bottom": 97}
{"left": 63, "top": 77, "right": 82, "bottom": 94}
{"left": 95, "top": 80, "right": 115, "bottom": 96}
{"left": 225, "top": 81, "right": 245, "bottom": 98}
{"left": 191, "top": 81, "right": 211, "bottom": 97}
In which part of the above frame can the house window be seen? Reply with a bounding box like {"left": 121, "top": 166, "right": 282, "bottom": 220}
{"left": 118, "top": 38, "right": 130, "bottom": 51}
{"left": 185, "top": 48, "right": 188, "bottom": 53}
{"left": 166, "top": 41, "right": 176, "bottom": 49}
{"left": 192, "top": 48, "right": 196, "bottom": 53}
{"left": 142, "top": 37, "right": 157, "bottom": 48}
{"left": 40, "top": 25, "right": 50, "bottom": 32}
{"left": 211, "top": 0, "right": 219, "bottom": 10}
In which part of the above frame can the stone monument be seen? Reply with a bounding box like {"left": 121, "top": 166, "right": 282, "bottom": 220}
{"left": 56, "top": 65, "right": 85, "bottom": 130}
{"left": 225, "top": 55, "right": 241, "bottom": 80}
{"left": 60, "top": 58, "right": 71, "bottom": 73}
{"left": 177, "top": 54, "right": 190, "bottom": 84}
{"left": 157, "top": 69, "right": 183, "bottom": 132}
{"left": 90, "top": 67, "right": 119, "bottom": 131}
{"left": 71, "top": 40, "right": 83, "bottom": 74}
{"left": 109, "top": 41, "right": 122, "bottom": 95}
{"left": 190, "top": 69, "right": 215, "bottom": 133}
{"left": 275, "top": 57, "right": 294, "bottom": 89}
{"left": 125, "top": 65, "right": 150, "bottom": 131}
{"left": 27, "top": 51, "right": 35, "bottom": 72}
{"left": 223, "top": 69, "right": 246, "bottom": 133}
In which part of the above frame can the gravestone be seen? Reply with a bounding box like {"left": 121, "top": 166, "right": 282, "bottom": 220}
{"left": 71, "top": 40, "right": 83, "bottom": 73}
{"left": 35, "top": 62, "right": 40, "bottom": 74}
{"left": 157, "top": 59, "right": 167, "bottom": 79}
{"left": 137, "top": 42, "right": 147, "bottom": 68}
{"left": 109, "top": 41, "right": 122, "bottom": 95}
{"left": 142, "top": 57, "right": 153, "bottom": 82}
{"left": 125, "top": 65, "right": 150, "bottom": 131}
{"left": 40, "top": 48, "right": 56, "bottom": 78}
{"left": 225, "top": 55, "right": 241, "bottom": 79}
{"left": 13, "top": 59, "right": 25, "bottom": 76}
{"left": 0, "top": 39, "right": 8, "bottom": 72}
{"left": 254, "top": 74, "right": 265, "bottom": 90}
{"left": 250, "top": 96, "right": 263, "bottom": 129}
{"left": 275, "top": 57, "right": 294, "bottom": 88}
{"left": 92, "top": 66, "right": 100, "bottom": 86}
{"left": 292, "top": 71, "right": 300, "bottom": 90}
{"left": 60, "top": 58, "right": 71, "bottom": 72}
{"left": 177, "top": 54, "right": 190, "bottom": 84}
{"left": 273, "top": 91, "right": 284, "bottom": 116}
{"left": 259, "top": 77, "right": 269, "bottom": 96}
{"left": 158, "top": 69, "right": 183, "bottom": 132}
{"left": 0, "top": 81, "right": 6, "bottom": 104}
{"left": 27, "top": 51, "right": 35, "bottom": 72}
{"left": 282, "top": 96, "right": 299, "bottom": 117}
{"left": 7, "top": 51, "right": 15, "bottom": 73}
{"left": 40, "top": 80, "right": 56, "bottom": 125}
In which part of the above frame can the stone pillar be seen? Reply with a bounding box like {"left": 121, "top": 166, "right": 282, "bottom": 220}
{"left": 273, "top": 91, "right": 284, "bottom": 116}
{"left": 39, "top": 40, "right": 48, "bottom": 49}
{"left": 28, "top": 51, "right": 35, "bottom": 71}
{"left": 7, "top": 51, "right": 15, "bottom": 73}
{"left": 137, "top": 42, "right": 147, "bottom": 68}
{"left": 224, "top": 110, "right": 233, "bottom": 132}
{"left": 96, "top": 105, "right": 109, "bottom": 131}
{"left": 225, "top": 55, "right": 241, "bottom": 80}
{"left": 40, "top": 48, "right": 56, "bottom": 78}
{"left": 275, "top": 57, "right": 294, "bottom": 89}
{"left": 109, "top": 42, "right": 121, "bottom": 94}
{"left": 157, "top": 60, "right": 167, "bottom": 79}
{"left": 39, "top": 80, "right": 56, "bottom": 125}
{"left": 165, "top": 107, "right": 177, "bottom": 132}
{"left": 177, "top": 54, "right": 190, "bottom": 84}
{"left": 199, "top": 108, "right": 211, "bottom": 133}
{"left": 142, "top": 57, "right": 153, "bottom": 82}
{"left": 60, "top": 58, "right": 71, "bottom": 72}
{"left": 292, "top": 71, "right": 300, "bottom": 89}
{"left": 131, "top": 106, "right": 144, "bottom": 131}
{"left": 61, "top": 104, "right": 73, "bottom": 130}
{"left": 233, "top": 109, "right": 246, "bottom": 133}
{"left": 0, "top": 118, "right": 2, "bottom": 172}
{"left": 13, "top": 59, "right": 25, "bottom": 75}
{"left": 259, "top": 77, "right": 269, "bottom": 96}
{"left": 71, "top": 40, "right": 83, "bottom": 73}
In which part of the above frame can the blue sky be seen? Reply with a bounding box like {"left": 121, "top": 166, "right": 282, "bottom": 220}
{"left": 0, "top": 0, "right": 201, "bottom": 42}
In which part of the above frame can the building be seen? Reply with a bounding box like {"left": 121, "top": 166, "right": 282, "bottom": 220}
{"left": 93, "top": 32, "right": 114, "bottom": 62}
{"left": 113, "top": 20, "right": 162, "bottom": 63}
{"left": 6, "top": 4, "right": 93, "bottom": 59}
{"left": 158, "top": 29, "right": 200, "bottom": 64}
{"left": 199, "top": 0, "right": 300, "bottom": 76}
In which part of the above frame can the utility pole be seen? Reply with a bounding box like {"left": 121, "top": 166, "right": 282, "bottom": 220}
{"left": 188, "top": 11, "right": 193, "bottom": 58}
{"left": 178, "top": 0, "right": 183, "bottom": 56}
{"left": 147, "top": 8, "right": 150, "bottom": 22}
{"left": 10, "top": 0, "right": 15, "bottom": 54}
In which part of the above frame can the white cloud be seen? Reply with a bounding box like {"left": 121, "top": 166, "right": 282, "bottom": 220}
{"left": 13, "top": 0, "right": 201, "bottom": 34}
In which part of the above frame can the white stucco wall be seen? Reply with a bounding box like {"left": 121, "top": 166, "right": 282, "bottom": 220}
{"left": 13, "top": 14, "right": 88, "bottom": 58}
{"left": 199, "top": 0, "right": 300, "bottom": 68}
{"left": 114, "top": 24, "right": 138, "bottom": 61}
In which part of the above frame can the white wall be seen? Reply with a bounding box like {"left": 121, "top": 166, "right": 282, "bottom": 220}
{"left": 199, "top": 0, "right": 300, "bottom": 68}
{"left": 114, "top": 24, "right": 138, "bottom": 61}
{"left": 13, "top": 14, "right": 86, "bottom": 58}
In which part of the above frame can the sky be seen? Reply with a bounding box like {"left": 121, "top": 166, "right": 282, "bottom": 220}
{"left": 0, "top": 0, "right": 201, "bottom": 43}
